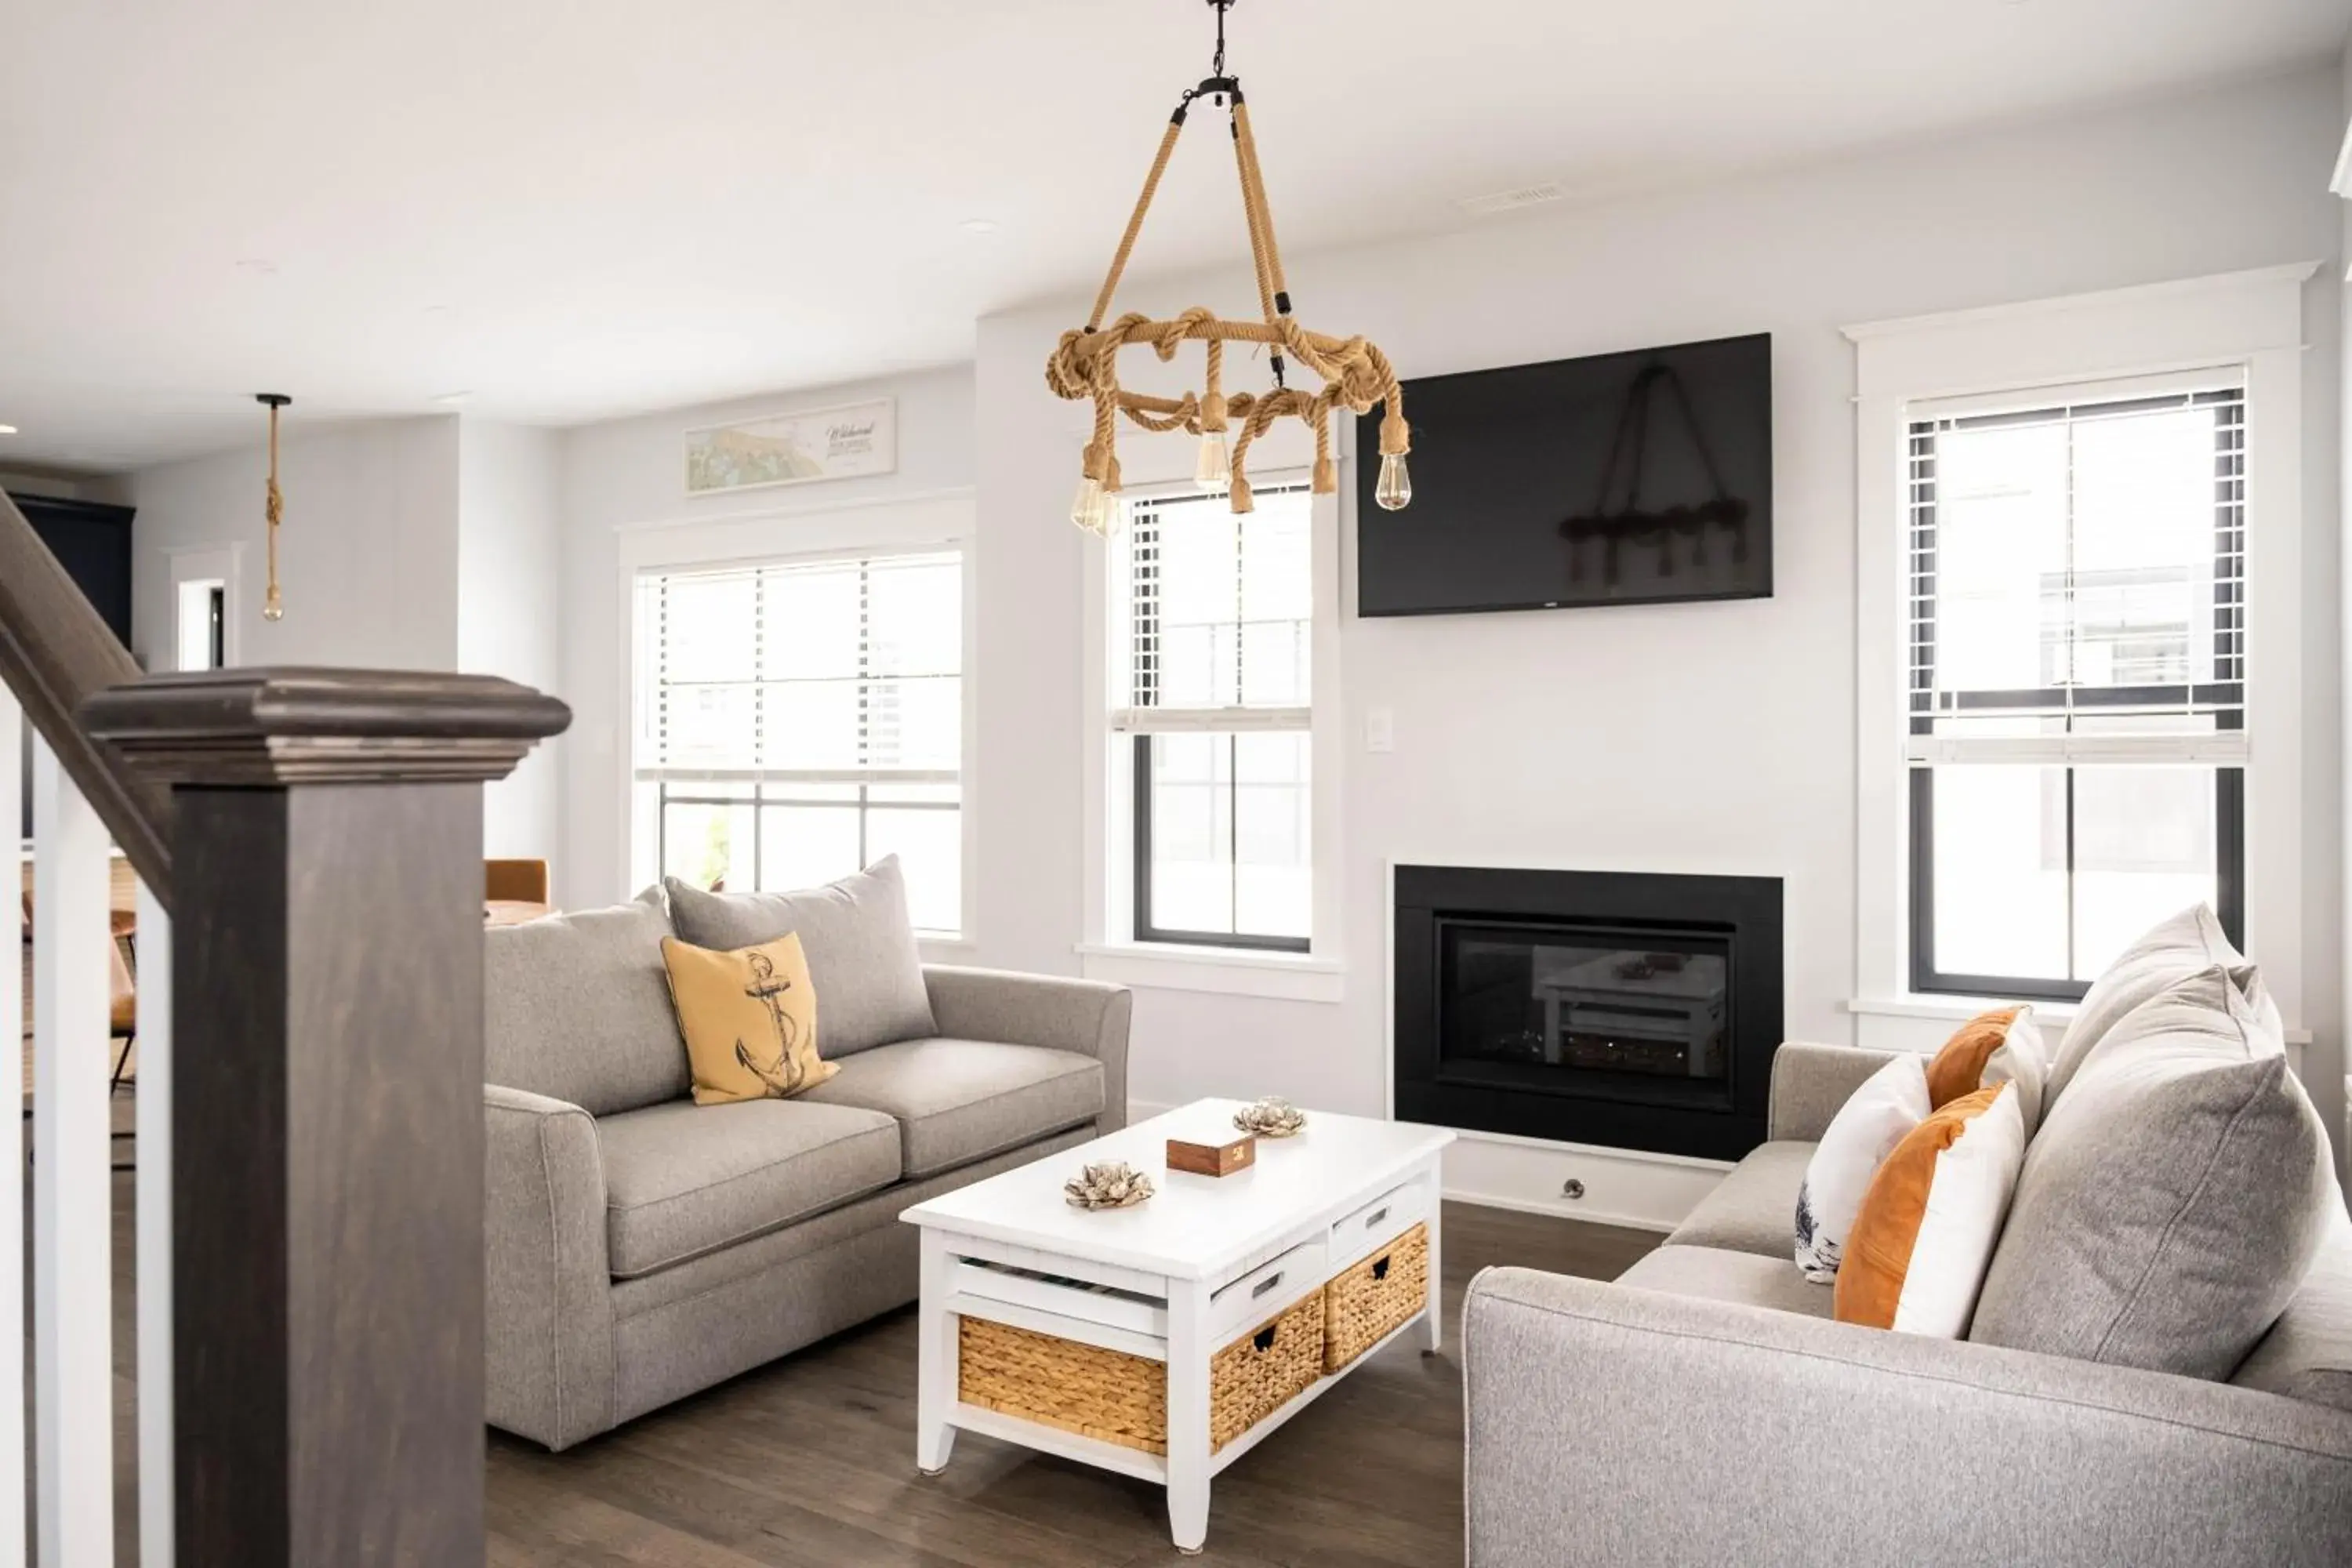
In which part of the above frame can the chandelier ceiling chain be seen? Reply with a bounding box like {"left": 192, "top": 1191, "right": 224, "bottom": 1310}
{"left": 1047, "top": 0, "right": 1411, "bottom": 533}
{"left": 257, "top": 392, "right": 291, "bottom": 622}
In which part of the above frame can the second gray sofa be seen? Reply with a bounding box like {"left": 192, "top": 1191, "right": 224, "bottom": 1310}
{"left": 482, "top": 875, "right": 1131, "bottom": 1450}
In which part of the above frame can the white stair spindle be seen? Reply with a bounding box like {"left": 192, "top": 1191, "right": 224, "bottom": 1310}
{"left": 0, "top": 691, "right": 24, "bottom": 1568}
{"left": 134, "top": 880, "right": 171, "bottom": 1568}
{"left": 31, "top": 739, "right": 114, "bottom": 1568}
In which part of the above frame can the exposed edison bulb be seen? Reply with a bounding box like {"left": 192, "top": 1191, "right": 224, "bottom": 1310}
{"left": 262, "top": 588, "right": 285, "bottom": 622}
{"left": 1193, "top": 430, "right": 1231, "bottom": 494}
{"left": 1374, "top": 452, "right": 1413, "bottom": 511}
{"left": 1069, "top": 474, "right": 1111, "bottom": 534}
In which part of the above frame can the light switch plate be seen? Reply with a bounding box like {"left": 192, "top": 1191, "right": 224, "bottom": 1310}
{"left": 1365, "top": 707, "right": 1395, "bottom": 753}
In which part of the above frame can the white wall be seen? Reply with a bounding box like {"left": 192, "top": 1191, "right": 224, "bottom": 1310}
{"left": 960, "top": 67, "right": 2347, "bottom": 1197}
{"left": 458, "top": 420, "right": 564, "bottom": 862}
{"left": 129, "top": 416, "right": 462, "bottom": 673}
{"left": 555, "top": 366, "right": 975, "bottom": 909}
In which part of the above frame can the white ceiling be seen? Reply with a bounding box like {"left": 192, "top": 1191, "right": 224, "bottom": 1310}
{"left": 0, "top": 0, "right": 2343, "bottom": 473}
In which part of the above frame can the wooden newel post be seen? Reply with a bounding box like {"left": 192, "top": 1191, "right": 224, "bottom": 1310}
{"left": 81, "top": 669, "right": 570, "bottom": 1566}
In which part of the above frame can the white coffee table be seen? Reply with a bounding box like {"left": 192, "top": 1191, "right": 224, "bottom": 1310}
{"left": 900, "top": 1099, "right": 1453, "bottom": 1554}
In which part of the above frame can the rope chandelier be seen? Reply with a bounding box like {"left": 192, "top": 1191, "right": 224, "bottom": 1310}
{"left": 256, "top": 392, "right": 290, "bottom": 621}
{"left": 1047, "top": 0, "right": 1411, "bottom": 534}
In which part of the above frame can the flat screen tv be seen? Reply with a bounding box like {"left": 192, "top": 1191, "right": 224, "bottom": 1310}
{"left": 1356, "top": 332, "right": 1772, "bottom": 616}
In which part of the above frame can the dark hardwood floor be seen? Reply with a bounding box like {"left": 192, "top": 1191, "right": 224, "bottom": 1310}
{"left": 483, "top": 1202, "right": 1657, "bottom": 1568}
{"left": 78, "top": 1152, "right": 1654, "bottom": 1567}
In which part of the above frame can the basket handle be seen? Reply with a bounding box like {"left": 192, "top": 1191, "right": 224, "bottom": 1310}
{"left": 1253, "top": 1323, "right": 1279, "bottom": 1353}
{"left": 1371, "top": 1255, "right": 1391, "bottom": 1282}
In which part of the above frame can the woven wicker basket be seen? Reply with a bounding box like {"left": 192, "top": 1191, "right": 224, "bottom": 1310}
{"left": 958, "top": 1289, "right": 1326, "bottom": 1457}
{"left": 1323, "top": 1221, "right": 1429, "bottom": 1373}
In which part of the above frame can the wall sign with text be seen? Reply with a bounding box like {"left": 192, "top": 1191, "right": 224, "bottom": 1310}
{"left": 684, "top": 397, "right": 897, "bottom": 496}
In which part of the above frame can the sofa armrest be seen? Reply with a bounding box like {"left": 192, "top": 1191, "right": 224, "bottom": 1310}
{"left": 923, "top": 966, "right": 1132, "bottom": 1131}
{"left": 484, "top": 1083, "right": 615, "bottom": 1450}
{"left": 1463, "top": 1265, "right": 2352, "bottom": 1568}
{"left": 1766, "top": 1040, "right": 1904, "bottom": 1142}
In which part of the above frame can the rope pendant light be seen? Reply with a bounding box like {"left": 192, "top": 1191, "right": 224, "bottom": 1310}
{"left": 256, "top": 393, "right": 290, "bottom": 621}
{"left": 1047, "top": 0, "right": 1411, "bottom": 533}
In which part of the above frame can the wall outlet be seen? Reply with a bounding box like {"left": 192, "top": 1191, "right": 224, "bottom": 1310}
{"left": 1365, "top": 707, "right": 1395, "bottom": 753}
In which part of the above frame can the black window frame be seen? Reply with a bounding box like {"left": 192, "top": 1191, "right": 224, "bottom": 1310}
{"left": 1125, "top": 484, "right": 1314, "bottom": 954}
{"left": 1906, "top": 386, "right": 2246, "bottom": 1000}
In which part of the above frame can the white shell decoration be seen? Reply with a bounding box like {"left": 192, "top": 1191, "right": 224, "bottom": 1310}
{"left": 1064, "top": 1160, "right": 1156, "bottom": 1210}
{"left": 1233, "top": 1097, "right": 1307, "bottom": 1138}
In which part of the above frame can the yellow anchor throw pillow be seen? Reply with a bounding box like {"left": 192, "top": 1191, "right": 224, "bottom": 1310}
{"left": 659, "top": 932, "right": 837, "bottom": 1106}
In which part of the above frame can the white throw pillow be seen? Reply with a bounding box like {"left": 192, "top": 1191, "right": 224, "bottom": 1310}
{"left": 1835, "top": 1080, "right": 2029, "bottom": 1339}
{"left": 1795, "top": 1054, "right": 1932, "bottom": 1283}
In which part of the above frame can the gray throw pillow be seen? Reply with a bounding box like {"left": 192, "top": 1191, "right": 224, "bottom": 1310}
{"left": 2045, "top": 903, "right": 2267, "bottom": 1106}
{"left": 664, "top": 855, "right": 936, "bottom": 1057}
{"left": 486, "top": 896, "right": 689, "bottom": 1116}
{"left": 1969, "top": 965, "right": 2334, "bottom": 1381}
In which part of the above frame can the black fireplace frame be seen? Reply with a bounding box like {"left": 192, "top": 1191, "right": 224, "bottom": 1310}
{"left": 1393, "top": 865, "right": 1784, "bottom": 1161}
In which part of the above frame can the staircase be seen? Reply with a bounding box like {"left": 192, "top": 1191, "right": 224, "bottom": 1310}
{"left": 2, "top": 489, "right": 568, "bottom": 1566}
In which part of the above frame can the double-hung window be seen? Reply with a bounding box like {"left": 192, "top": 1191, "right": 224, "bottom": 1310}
{"left": 1114, "top": 485, "right": 1313, "bottom": 950}
{"left": 1907, "top": 378, "right": 2245, "bottom": 998}
{"left": 634, "top": 549, "right": 964, "bottom": 935}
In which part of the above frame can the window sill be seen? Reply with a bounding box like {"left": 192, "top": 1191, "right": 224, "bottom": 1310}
{"left": 1076, "top": 942, "right": 1345, "bottom": 1004}
{"left": 1847, "top": 994, "right": 2080, "bottom": 1025}
{"left": 1848, "top": 993, "right": 2312, "bottom": 1046}
{"left": 917, "top": 937, "right": 978, "bottom": 964}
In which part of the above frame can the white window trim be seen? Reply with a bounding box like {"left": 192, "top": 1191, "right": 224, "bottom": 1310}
{"left": 1079, "top": 450, "right": 1346, "bottom": 1004}
{"left": 1844, "top": 263, "right": 2316, "bottom": 1043}
{"left": 615, "top": 488, "right": 978, "bottom": 955}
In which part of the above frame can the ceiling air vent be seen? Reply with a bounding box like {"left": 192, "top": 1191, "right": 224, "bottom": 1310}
{"left": 1457, "top": 181, "right": 1566, "bottom": 217}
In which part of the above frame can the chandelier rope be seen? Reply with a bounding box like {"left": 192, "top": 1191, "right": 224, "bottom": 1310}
{"left": 1047, "top": 2, "right": 1409, "bottom": 526}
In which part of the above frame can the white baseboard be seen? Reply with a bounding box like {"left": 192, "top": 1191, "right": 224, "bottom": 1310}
{"left": 1441, "top": 1187, "right": 1679, "bottom": 1235}
{"left": 1125, "top": 1098, "right": 1723, "bottom": 1234}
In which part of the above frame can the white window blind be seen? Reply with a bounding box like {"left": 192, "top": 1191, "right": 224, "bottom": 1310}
{"left": 1906, "top": 380, "right": 2245, "bottom": 767}
{"left": 1113, "top": 486, "right": 1312, "bottom": 734}
{"left": 638, "top": 550, "right": 963, "bottom": 785}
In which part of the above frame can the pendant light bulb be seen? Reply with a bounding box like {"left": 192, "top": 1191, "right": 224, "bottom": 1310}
{"left": 1193, "top": 430, "right": 1231, "bottom": 494}
{"left": 1374, "top": 451, "right": 1414, "bottom": 511}
{"left": 1069, "top": 474, "right": 1111, "bottom": 535}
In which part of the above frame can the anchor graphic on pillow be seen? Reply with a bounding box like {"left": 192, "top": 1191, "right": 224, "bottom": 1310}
{"left": 734, "top": 949, "right": 806, "bottom": 1097}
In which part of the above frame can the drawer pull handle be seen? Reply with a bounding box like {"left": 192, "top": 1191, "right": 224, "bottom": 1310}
{"left": 1253, "top": 1324, "right": 1279, "bottom": 1352}
{"left": 1251, "top": 1271, "right": 1284, "bottom": 1298}
{"left": 1363, "top": 1207, "right": 1390, "bottom": 1229}
{"left": 1371, "top": 1256, "right": 1391, "bottom": 1282}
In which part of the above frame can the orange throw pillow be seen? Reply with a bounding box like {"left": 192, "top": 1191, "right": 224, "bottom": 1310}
{"left": 1833, "top": 1082, "right": 2027, "bottom": 1338}
{"left": 1924, "top": 1004, "right": 2047, "bottom": 1134}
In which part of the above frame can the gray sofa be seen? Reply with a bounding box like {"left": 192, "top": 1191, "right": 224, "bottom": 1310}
{"left": 1464, "top": 1042, "right": 2352, "bottom": 1567}
{"left": 481, "top": 891, "right": 1131, "bottom": 1450}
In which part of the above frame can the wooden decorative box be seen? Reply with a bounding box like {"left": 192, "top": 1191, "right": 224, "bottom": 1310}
{"left": 1167, "top": 1131, "right": 1257, "bottom": 1178}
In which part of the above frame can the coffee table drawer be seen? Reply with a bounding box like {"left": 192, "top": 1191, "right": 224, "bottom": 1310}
{"left": 1329, "top": 1178, "right": 1429, "bottom": 1269}
{"left": 1207, "top": 1237, "right": 1327, "bottom": 1346}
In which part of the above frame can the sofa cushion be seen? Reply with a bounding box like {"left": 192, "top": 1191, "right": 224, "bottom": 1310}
{"left": 1970, "top": 965, "right": 2335, "bottom": 1380}
{"left": 800, "top": 1036, "right": 1105, "bottom": 1178}
{"left": 2230, "top": 1214, "right": 2352, "bottom": 1414}
{"left": 487, "top": 895, "right": 688, "bottom": 1116}
{"left": 2046, "top": 903, "right": 2266, "bottom": 1106}
{"left": 597, "top": 1099, "right": 902, "bottom": 1278}
{"left": 1616, "top": 1244, "right": 1835, "bottom": 1320}
{"left": 1668, "top": 1141, "right": 1813, "bottom": 1258}
{"left": 1834, "top": 1082, "right": 2027, "bottom": 1338}
{"left": 665, "top": 856, "right": 936, "bottom": 1057}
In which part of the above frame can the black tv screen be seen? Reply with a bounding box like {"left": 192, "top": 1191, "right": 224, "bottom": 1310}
{"left": 1357, "top": 333, "right": 1773, "bottom": 616}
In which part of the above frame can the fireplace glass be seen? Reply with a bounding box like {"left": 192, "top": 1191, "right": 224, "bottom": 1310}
{"left": 1439, "top": 921, "right": 1733, "bottom": 1087}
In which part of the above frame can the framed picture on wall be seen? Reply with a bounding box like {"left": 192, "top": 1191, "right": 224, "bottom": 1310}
{"left": 683, "top": 397, "right": 897, "bottom": 496}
